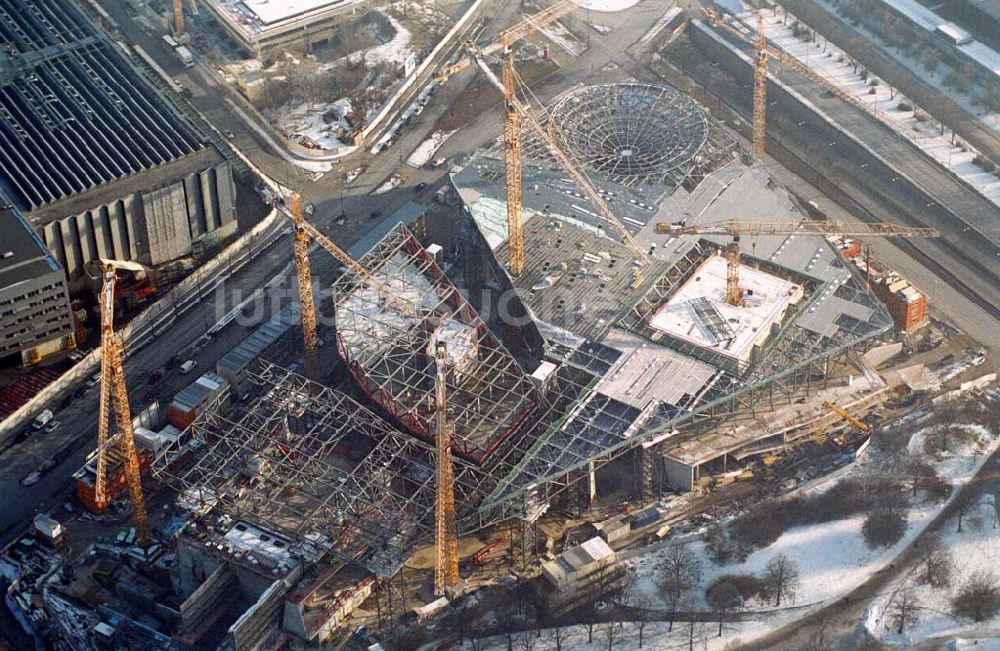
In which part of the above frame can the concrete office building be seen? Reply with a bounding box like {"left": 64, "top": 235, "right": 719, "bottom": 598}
{"left": 0, "top": 204, "right": 75, "bottom": 366}
{"left": 201, "top": 0, "right": 367, "bottom": 57}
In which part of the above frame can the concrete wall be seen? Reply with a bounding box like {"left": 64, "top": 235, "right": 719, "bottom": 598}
{"left": 0, "top": 265, "right": 75, "bottom": 363}
{"left": 41, "top": 162, "right": 238, "bottom": 282}
{"left": 228, "top": 578, "right": 290, "bottom": 651}
{"left": 661, "top": 454, "right": 695, "bottom": 492}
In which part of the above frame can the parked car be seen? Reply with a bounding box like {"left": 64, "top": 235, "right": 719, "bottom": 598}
{"left": 44, "top": 420, "right": 61, "bottom": 434}
{"left": 86, "top": 373, "right": 101, "bottom": 388}
{"left": 32, "top": 409, "right": 53, "bottom": 430}
{"left": 369, "top": 210, "right": 381, "bottom": 221}
{"left": 147, "top": 369, "right": 164, "bottom": 385}
{"left": 414, "top": 182, "right": 427, "bottom": 192}
{"left": 179, "top": 360, "right": 197, "bottom": 374}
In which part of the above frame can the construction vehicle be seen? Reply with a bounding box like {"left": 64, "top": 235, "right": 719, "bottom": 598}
{"left": 823, "top": 401, "right": 873, "bottom": 432}
{"left": 654, "top": 219, "right": 939, "bottom": 306}
{"left": 95, "top": 263, "right": 150, "bottom": 547}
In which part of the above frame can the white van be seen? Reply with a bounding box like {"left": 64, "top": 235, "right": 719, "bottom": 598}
{"left": 32, "top": 409, "right": 54, "bottom": 430}
{"left": 179, "top": 360, "right": 197, "bottom": 374}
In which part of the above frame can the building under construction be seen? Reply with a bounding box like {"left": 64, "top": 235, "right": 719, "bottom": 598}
{"left": 43, "top": 81, "right": 900, "bottom": 648}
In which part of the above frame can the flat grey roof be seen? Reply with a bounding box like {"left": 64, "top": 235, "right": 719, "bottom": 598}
{"left": 0, "top": 0, "right": 206, "bottom": 213}
{"left": 0, "top": 204, "right": 61, "bottom": 288}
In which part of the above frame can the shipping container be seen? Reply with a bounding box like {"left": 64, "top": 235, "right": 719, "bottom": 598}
{"left": 630, "top": 507, "right": 661, "bottom": 530}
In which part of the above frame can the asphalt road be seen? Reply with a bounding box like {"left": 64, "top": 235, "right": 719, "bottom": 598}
{"left": 779, "top": 0, "right": 1000, "bottom": 169}
{"left": 0, "top": 0, "right": 512, "bottom": 548}
{"left": 2, "top": 0, "right": 997, "bottom": 643}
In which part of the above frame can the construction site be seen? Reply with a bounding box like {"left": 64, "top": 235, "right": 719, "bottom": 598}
{"left": 2, "top": 0, "right": 998, "bottom": 649}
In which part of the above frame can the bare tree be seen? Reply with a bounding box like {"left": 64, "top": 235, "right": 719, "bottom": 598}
{"left": 660, "top": 546, "right": 702, "bottom": 631}
{"left": 916, "top": 535, "right": 954, "bottom": 588}
{"left": 764, "top": 554, "right": 800, "bottom": 606}
{"left": 956, "top": 490, "right": 978, "bottom": 533}
{"left": 517, "top": 629, "right": 535, "bottom": 651}
{"left": 862, "top": 510, "right": 908, "bottom": 550}
{"left": 953, "top": 571, "right": 1000, "bottom": 622}
{"left": 706, "top": 579, "right": 743, "bottom": 637}
{"left": 812, "top": 612, "right": 832, "bottom": 649}
{"left": 682, "top": 593, "right": 699, "bottom": 651}
{"left": 907, "top": 459, "right": 936, "bottom": 497}
{"left": 633, "top": 593, "right": 653, "bottom": 648}
{"left": 552, "top": 625, "right": 565, "bottom": 651}
{"left": 891, "top": 582, "right": 921, "bottom": 635}
{"left": 616, "top": 569, "right": 637, "bottom": 628}
{"left": 604, "top": 621, "right": 617, "bottom": 650}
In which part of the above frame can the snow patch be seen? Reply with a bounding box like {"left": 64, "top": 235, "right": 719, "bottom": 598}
{"left": 406, "top": 129, "right": 456, "bottom": 168}
{"left": 365, "top": 14, "right": 412, "bottom": 66}
{"left": 577, "top": 0, "right": 641, "bottom": 12}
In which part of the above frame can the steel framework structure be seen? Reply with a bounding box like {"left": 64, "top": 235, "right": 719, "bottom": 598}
{"left": 546, "top": 83, "right": 709, "bottom": 185}
{"left": 151, "top": 361, "right": 508, "bottom": 576}
{"left": 152, "top": 238, "right": 893, "bottom": 578}
{"left": 333, "top": 225, "right": 537, "bottom": 464}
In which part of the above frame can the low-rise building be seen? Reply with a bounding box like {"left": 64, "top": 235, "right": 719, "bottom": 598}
{"left": 0, "top": 204, "right": 75, "bottom": 365}
{"left": 538, "top": 537, "right": 626, "bottom": 615}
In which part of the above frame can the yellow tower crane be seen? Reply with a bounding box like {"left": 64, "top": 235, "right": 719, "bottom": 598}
{"left": 752, "top": 15, "right": 768, "bottom": 161}
{"left": 289, "top": 193, "right": 320, "bottom": 383}
{"left": 703, "top": 9, "right": 914, "bottom": 143}
{"left": 501, "top": 40, "right": 525, "bottom": 276}
{"left": 173, "top": 0, "right": 185, "bottom": 37}
{"left": 655, "top": 219, "right": 939, "bottom": 305}
{"left": 435, "top": 0, "right": 650, "bottom": 280}
{"left": 95, "top": 263, "right": 150, "bottom": 546}
{"left": 432, "top": 341, "right": 459, "bottom": 595}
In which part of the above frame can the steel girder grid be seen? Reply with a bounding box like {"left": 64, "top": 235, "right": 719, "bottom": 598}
{"left": 546, "top": 83, "right": 709, "bottom": 184}
{"left": 333, "top": 225, "right": 537, "bottom": 463}
{"left": 481, "top": 247, "right": 893, "bottom": 507}
{"left": 510, "top": 85, "right": 739, "bottom": 193}
{"left": 151, "top": 362, "right": 509, "bottom": 577}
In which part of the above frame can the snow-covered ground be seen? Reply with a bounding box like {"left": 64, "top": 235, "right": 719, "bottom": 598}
{"left": 465, "top": 414, "right": 1000, "bottom": 650}
{"left": 538, "top": 19, "right": 587, "bottom": 57}
{"left": 406, "top": 129, "right": 456, "bottom": 167}
{"left": 745, "top": 7, "right": 1000, "bottom": 207}
{"left": 373, "top": 174, "right": 404, "bottom": 195}
{"left": 864, "top": 426, "right": 1000, "bottom": 646}
{"left": 365, "top": 14, "right": 412, "bottom": 66}
{"left": 285, "top": 98, "right": 355, "bottom": 152}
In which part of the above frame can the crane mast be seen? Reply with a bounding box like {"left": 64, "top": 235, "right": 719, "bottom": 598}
{"left": 433, "top": 342, "right": 459, "bottom": 595}
{"left": 173, "top": 0, "right": 184, "bottom": 37}
{"left": 290, "top": 193, "right": 321, "bottom": 383}
{"left": 95, "top": 263, "right": 150, "bottom": 546}
{"left": 502, "top": 43, "right": 525, "bottom": 276}
{"left": 752, "top": 15, "right": 768, "bottom": 161}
